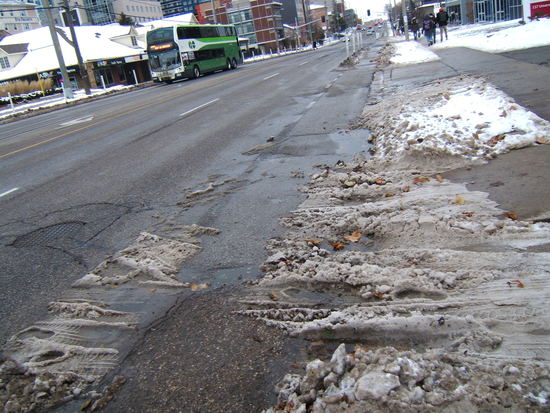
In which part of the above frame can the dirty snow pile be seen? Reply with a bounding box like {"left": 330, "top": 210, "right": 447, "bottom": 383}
{"left": 358, "top": 75, "right": 550, "bottom": 164}
{"left": 249, "top": 75, "right": 550, "bottom": 411}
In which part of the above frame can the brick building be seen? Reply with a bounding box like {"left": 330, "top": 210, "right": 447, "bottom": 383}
{"left": 197, "top": 0, "right": 284, "bottom": 54}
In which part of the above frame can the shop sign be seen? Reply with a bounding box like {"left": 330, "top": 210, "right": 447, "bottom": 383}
{"left": 124, "top": 55, "right": 144, "bottom": 63}
{"left": 531, "top": 0, "right": 550, "bottom": 17}
{"left": 95, "top": 59, "right": 125, "bottom": 67}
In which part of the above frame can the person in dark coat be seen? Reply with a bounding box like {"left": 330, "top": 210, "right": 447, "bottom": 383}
{"left": 410, "top": 17, "right": 419, "bottom": 40}
{"left": 436, "top": 7, "right": 449, "bottom": 41}
{"left": 422, "top": 13, "right": 436, "bottom": 45}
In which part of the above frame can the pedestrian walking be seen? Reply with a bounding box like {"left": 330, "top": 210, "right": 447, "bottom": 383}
{"left": 422, "top": 14, "right": 436, "bottom": 46}
{"left": 410, "top": 17, "right": 419, "bottom": 40}
{"left": 436, "top": 7, "right": 449, "bottom": 41}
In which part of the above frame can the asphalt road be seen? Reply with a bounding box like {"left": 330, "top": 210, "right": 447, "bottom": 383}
{"left": 0, "top": 38, "right": 377, "bottom": 348}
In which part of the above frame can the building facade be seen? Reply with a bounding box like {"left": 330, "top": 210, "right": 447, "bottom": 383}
{"left": 159, "top": 0, "right": 202, "bottom": 17}
{"left": 0, "top": 1, "right": 41, "bottom": 34}
{"left": 75, "top": 0, "right": 163, "bottom": 25}
{"left": 416, "top": 0, "right": 523, "bottom": 25}
{"left": 197, "top": 0, "right": 284, "bottom": 54}
{"left": 113, "top": 0, "right": 163, "bottom": 23}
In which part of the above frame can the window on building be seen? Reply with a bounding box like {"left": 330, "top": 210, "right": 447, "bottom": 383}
{"left": 0, "top": 56, "right": 10, "bottom": 69}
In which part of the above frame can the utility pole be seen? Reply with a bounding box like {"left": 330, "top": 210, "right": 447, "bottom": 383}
{"left": 401, "top": 0, "right": 409, "bottom": 40}
{"left": 301, "top": 0, "right": 312, "bottom": 43}
{"left": 210, "top": 0, "right": 217, "bottom": 23}
{"left": 62, "top": 0, "right": 91, "bottom": 95}
{"left": 44, "top": 0, "right": 74, "bottom": 99}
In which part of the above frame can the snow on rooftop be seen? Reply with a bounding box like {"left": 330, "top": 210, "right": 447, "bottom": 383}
{"left": 0, "top": 24, "right": 146, "bottom": 81}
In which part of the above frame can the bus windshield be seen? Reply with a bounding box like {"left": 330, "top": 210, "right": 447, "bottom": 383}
{"left": 146, "top": 27, "right": 174, "bottom": 44}
{"left": 149, "top": 49, "right": 180, "bottom": 71}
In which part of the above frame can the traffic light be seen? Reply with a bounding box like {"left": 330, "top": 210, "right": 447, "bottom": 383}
{"left": 367, "top": 9, "right": 371, "bottom": 16}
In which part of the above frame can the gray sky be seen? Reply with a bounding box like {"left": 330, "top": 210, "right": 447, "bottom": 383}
{"left": 344, "top": 0, "right": 388, "bottom": 21}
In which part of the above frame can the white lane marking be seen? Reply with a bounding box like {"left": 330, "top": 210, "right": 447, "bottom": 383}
{"left": 299, "top": 61, "right": 309, "bottom": 66}
{"left": 179, "top": 98, "right": 220, "bottom": 117}
{"left": 0, "top": 187, "right": 19, "bottom": 198}
{"left": 263, "top": 73, "right": 280, "bottom": 81}
{"left": 58, "top": 116, "right": 95, "bottom": 128}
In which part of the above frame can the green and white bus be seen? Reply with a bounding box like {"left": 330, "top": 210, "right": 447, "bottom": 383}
{"left": 147, "top": 24, "right": 242, "bottom": 83}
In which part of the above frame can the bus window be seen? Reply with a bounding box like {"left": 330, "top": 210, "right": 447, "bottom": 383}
{"left": 199, "top": 27, "right": 218, "bottom": 38}
{"left": 177, "top": 26, "right": 200, "bottom": 39}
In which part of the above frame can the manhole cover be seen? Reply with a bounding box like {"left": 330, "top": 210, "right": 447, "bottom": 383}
{"left": 12, "top": 221, "right": 85, "bottom": 248}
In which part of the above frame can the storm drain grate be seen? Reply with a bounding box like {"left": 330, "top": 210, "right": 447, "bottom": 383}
{"left": 12, "top": 221, "right": 85, "bottom": 248}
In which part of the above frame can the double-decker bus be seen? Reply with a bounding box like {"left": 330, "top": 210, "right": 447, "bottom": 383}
{"left": 146, "top": 24, "right": 242, "bottom": 83}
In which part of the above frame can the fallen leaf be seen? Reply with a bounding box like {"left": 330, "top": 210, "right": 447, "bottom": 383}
{"left": 269, "top": 292, "right": 278, "bottom": 300}
{"left": 454, "top": 195, "right": 465, "bottom": 205}
{"left": 435, "top": 174, "right": 444, "bottom": 183}
{"left": 535, "top": 137, "right": 549, "bottom": 144}
{"left": 510, "top": 105, "right": 518, "bottom": 110}
{"left": 511, "top": 279, "right": 525, "bottom": 288}
{"left": 343, "top": 232, "right": 362, "bottom": 243}
{"left": 402, "top": 186, "right": 411, "bottom": 193}
{"left": 385, "top": 193, "right": 396, "bottom": 198}
{"left": 304, "top": 238, "right": 321, "bottom": 247}
{"left": 331, "top": 241, "right": 345, "bottom": 251}
{"left": 374, "top": 177, "right": 386, "bottom": 185}
{"left": 190, "top": 283, "right": 209, "bottom": 291}
{"left": 504, "top": 211, "right": 518, "bottom": 220}
{"left": 344, "top": 180, "right": 357, "bottom": 188}
{"left": 372, "top": 292, "right": 385, "bottom": 299}
{"left": 488, "top": 134, "right": 506, "bottom": 146}
{"left": 413, "top": 177, "right": 430, "bottom": 185}
{"left": 500, "top": 110, "right": 507, "bottom": 117}
{"left": 149, "top": 288, "right": 157, "bottom": 293}
{"left": 462, "top": 211, "right": 475, "bottom": 217}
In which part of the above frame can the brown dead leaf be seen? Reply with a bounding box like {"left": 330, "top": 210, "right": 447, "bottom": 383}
{"left": 510, "top": 279, "right": 525, "bottom": 288}
{"left": 510, "top": 105, "right": 518, "bottom": 110}
{"left": 435, "top": 174, "right": 444, "bottom": 183}
{"left": 413, "top": 177, "right": 430, "bottom": 185}
{"left": 304, "top": 238, "right": 321, "bottom": 247}
{"left": 385, "top": 193, "right": 396, "bottom": 198}
{"left": 331, "top": 241, "right": 345, "bottom": 251}
{"left": 488, "top": 134, "right": 506, "bottom": 146}
{"left": 343, "top": 231, "right": 362, "bottom": 243}
{"left": 190, "top": 283, "right": 209, "bottom": 291}
{"left": 149, "top": 288, "right": 157, "bottom": 293}
{"left": 402, "top": 186, "right": 411, "bottom": 193}
{"left": 454, "top": 195, "right": 465, "bottom": 205}
{"left": 372, "top": 292, "right": 385, "bottom": 299}
{"left": 462, "top": 211, "right": 475, "bottom": 217}
{"left": 374, "top": 177, "right": 386, "bottom": 185}
{"left": 535, "top": 137, "right": 549, "bottom": 144}
{"left": 269, "top": 292, "right": 278, "bottom": 300}
{"left": 504, "top": 211, "right": 518, "bottom": 220}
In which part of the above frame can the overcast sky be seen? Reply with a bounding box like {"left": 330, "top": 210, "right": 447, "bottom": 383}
{"left": 344, "top": 0, "right": 389, "bottom": 21}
